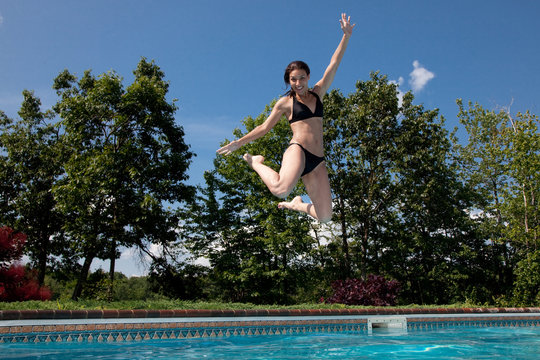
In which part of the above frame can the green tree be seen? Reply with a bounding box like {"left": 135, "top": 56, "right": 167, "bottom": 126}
{"left": 455, "top": 101, "right": 540, "bottom": 302}
{"left": 389, "top": 94, "right": 489, "bottom": 304}
{"left": 52, "top": 58, "right": 195, "bottom": 300}
{"left": 323, "top": 73, "right": 488, "bottom": 304}
{"left": 0, "top": 111, "right": 17, "bottom": 224}
{"left": 455, "top": 100, "right": 509, "bottom": 231}
{"left": 324, "top": 73, "right": 400, "bottom": 280}
{"left": 502, "top": 110, "right": 539, "bottom": 250}
{"left": 0, "top": 91, "right": 67, "bottom": 285}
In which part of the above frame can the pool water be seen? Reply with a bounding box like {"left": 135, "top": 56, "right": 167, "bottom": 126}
{"left": 2, "top": 326, "right": 539, "bottom": 359}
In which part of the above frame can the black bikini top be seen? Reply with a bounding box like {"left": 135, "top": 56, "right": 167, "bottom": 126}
{"left": 289, "top": 91, "right": 323, "bottom": 123}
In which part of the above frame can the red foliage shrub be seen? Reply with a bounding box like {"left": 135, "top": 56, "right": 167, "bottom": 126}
{"left": 0, "top": 226, "right": 51, "bottom": 301}
{"left": 324, "top": 274, "right": 401, "bottom": 306}
{"left": 0, "top": 226, "right": 26, "bottom": 264}
{"left": 0, "top": 264, "right": 52, "bottom": 301}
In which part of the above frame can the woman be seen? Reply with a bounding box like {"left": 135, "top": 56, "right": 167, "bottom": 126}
{"left": 217, "top": 13, "right": 355, "bottom": 223}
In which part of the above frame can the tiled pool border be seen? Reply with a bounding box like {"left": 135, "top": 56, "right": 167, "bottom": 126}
{"left": 1, "top": 308, "right": 539, "bottom": 344}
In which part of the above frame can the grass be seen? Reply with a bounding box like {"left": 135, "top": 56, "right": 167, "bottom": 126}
{"left": 0, "top": 300, "right": 482, "bottom": 311}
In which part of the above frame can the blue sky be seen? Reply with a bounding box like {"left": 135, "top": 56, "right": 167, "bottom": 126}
{"left": 2, "top": 0, "right": 540, "bottom": 276}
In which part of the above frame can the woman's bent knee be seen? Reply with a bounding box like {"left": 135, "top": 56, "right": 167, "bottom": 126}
{"left": 270, "top": 184, "right": 293, "bottom": 199}
{"left": 318, "top": 208, "right": 333, "bottom": 223}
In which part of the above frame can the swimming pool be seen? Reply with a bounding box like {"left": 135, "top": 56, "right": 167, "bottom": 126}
{"left": 1, "top": 325, "right": 539, "bottom": 359}
{"left": 1, "top": 309, "right": 539, "bottom": 359}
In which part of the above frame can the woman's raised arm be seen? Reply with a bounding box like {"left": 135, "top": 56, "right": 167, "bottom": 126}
{"left": 314, "top": 13, "right": 355, "bottom": 96}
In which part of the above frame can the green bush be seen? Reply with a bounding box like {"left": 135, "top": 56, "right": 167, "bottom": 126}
{"left": 512, "top": 250, "right": 540, "bottom": 306}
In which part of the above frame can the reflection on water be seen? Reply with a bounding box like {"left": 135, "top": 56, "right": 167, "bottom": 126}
{"left": 1, "top": 326, "right": 539, "bottom": 359}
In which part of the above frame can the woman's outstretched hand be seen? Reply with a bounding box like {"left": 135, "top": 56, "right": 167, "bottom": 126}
{"left": 339, "top": 13, "right": 355, "bottom": 37}
{"left": 217, "top": 140, "right": 240, "bottom": 156}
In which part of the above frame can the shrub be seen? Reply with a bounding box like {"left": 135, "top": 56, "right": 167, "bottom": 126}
{"left": 0, "top": 226, "right": 51, "bottom": 301}
{"left": 512, "top": 250, "right": 540, "bottom": 306}
{"left": 324, "top": 275, "right": 400, "bottom": 306}
{"left": 0, "top": 226, "right": 26, "bottom": 263}
{"left": 0, "top": 265, "right": 51, "bottom": 301}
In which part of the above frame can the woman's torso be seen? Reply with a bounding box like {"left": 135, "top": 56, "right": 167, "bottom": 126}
{"left": 283, "top": 90, "right": 324, "bottom": 156}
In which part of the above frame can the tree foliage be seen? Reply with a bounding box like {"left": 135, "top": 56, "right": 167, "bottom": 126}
{"left": 456, "top": 100, "right": 540, "bottom": 250}
{"left": 52, "top": 58, "right": 195, "bottom": 299}
{"left": 0, "top": 92, "right": 67, "bottom": 285}
{"left": 1, "top": 58, "right": 195, "bottom": 301}
{"left": 455, "top": 101, "right": 540, "bottom": 303}
{"left": 316, "top": 73, "right": 491, "bottom": 304}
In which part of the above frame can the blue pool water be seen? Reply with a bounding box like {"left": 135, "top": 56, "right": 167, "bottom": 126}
{"left": 2, "top": 326, "right": 539, "bottom": 359}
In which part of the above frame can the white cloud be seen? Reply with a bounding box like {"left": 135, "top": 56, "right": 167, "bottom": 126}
{"left": 390, "top": 76, "right": 405, "bottom": 107}
{"left": 409, "top": 60, "right": 435, "bottom": 92}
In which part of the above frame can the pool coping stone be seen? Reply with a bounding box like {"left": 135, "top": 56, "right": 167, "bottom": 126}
{"left": 1, "top": 307, "right": 540, "bottom": 321}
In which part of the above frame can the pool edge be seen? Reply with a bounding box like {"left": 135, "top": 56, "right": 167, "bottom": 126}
{"left": 2, "top": 307, "right": 539, "bottom": 321}
{"left": 1, "top": 308, "right": 539, "bottom": 344}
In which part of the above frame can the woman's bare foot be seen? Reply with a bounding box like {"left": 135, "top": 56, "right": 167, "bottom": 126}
{"left": 243, "top": 153, "right": 265, "bottom": 169}
{"left": 278, "top": 196, "right": 304, "bottom": 211}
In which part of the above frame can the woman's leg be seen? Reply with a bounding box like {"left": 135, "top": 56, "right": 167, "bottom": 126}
{"left": 278, "top": 162, "right": 333, "bottom": 223}
{"left": 243, "top": 145, "right": 304, "bottom": 198}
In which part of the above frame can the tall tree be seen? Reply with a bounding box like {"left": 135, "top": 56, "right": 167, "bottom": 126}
{"left": 456, "top": 102, "right": 539, "bottom": 304}
{"left": 455, "top": 101, "right": 530, "bottom": 298}
{"left": 323, "top": 73, "right": 487, "bottom": 304}
{"left": 52, "top": 58, "right": 195, "bottom": 299}
{"left": 0, "top": 91, "right": 66, "bottom": 285}
{"left": 388, "top": 94, "right": 488, "bottom": 304}
{"left": 324, "top": 73, "right": 401, "bottom": 280}
{"left": 501, "top": 110, "right": 539, "bottom": 250}
{"left": 0, "top": 111, "right": 17, "bottom": 225}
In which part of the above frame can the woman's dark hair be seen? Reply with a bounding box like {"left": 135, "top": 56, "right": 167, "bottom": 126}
{"left": 284, "top": 60, "right": 310, "bottom": 97}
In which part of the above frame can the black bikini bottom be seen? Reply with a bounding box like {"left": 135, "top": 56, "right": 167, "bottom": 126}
{"left": 289, "top": 143, "right": 325, "bottom": 176}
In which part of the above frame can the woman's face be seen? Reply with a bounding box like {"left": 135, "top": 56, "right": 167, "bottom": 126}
{"left": 289, "top": 69, "right": 310, "bottom": 96}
